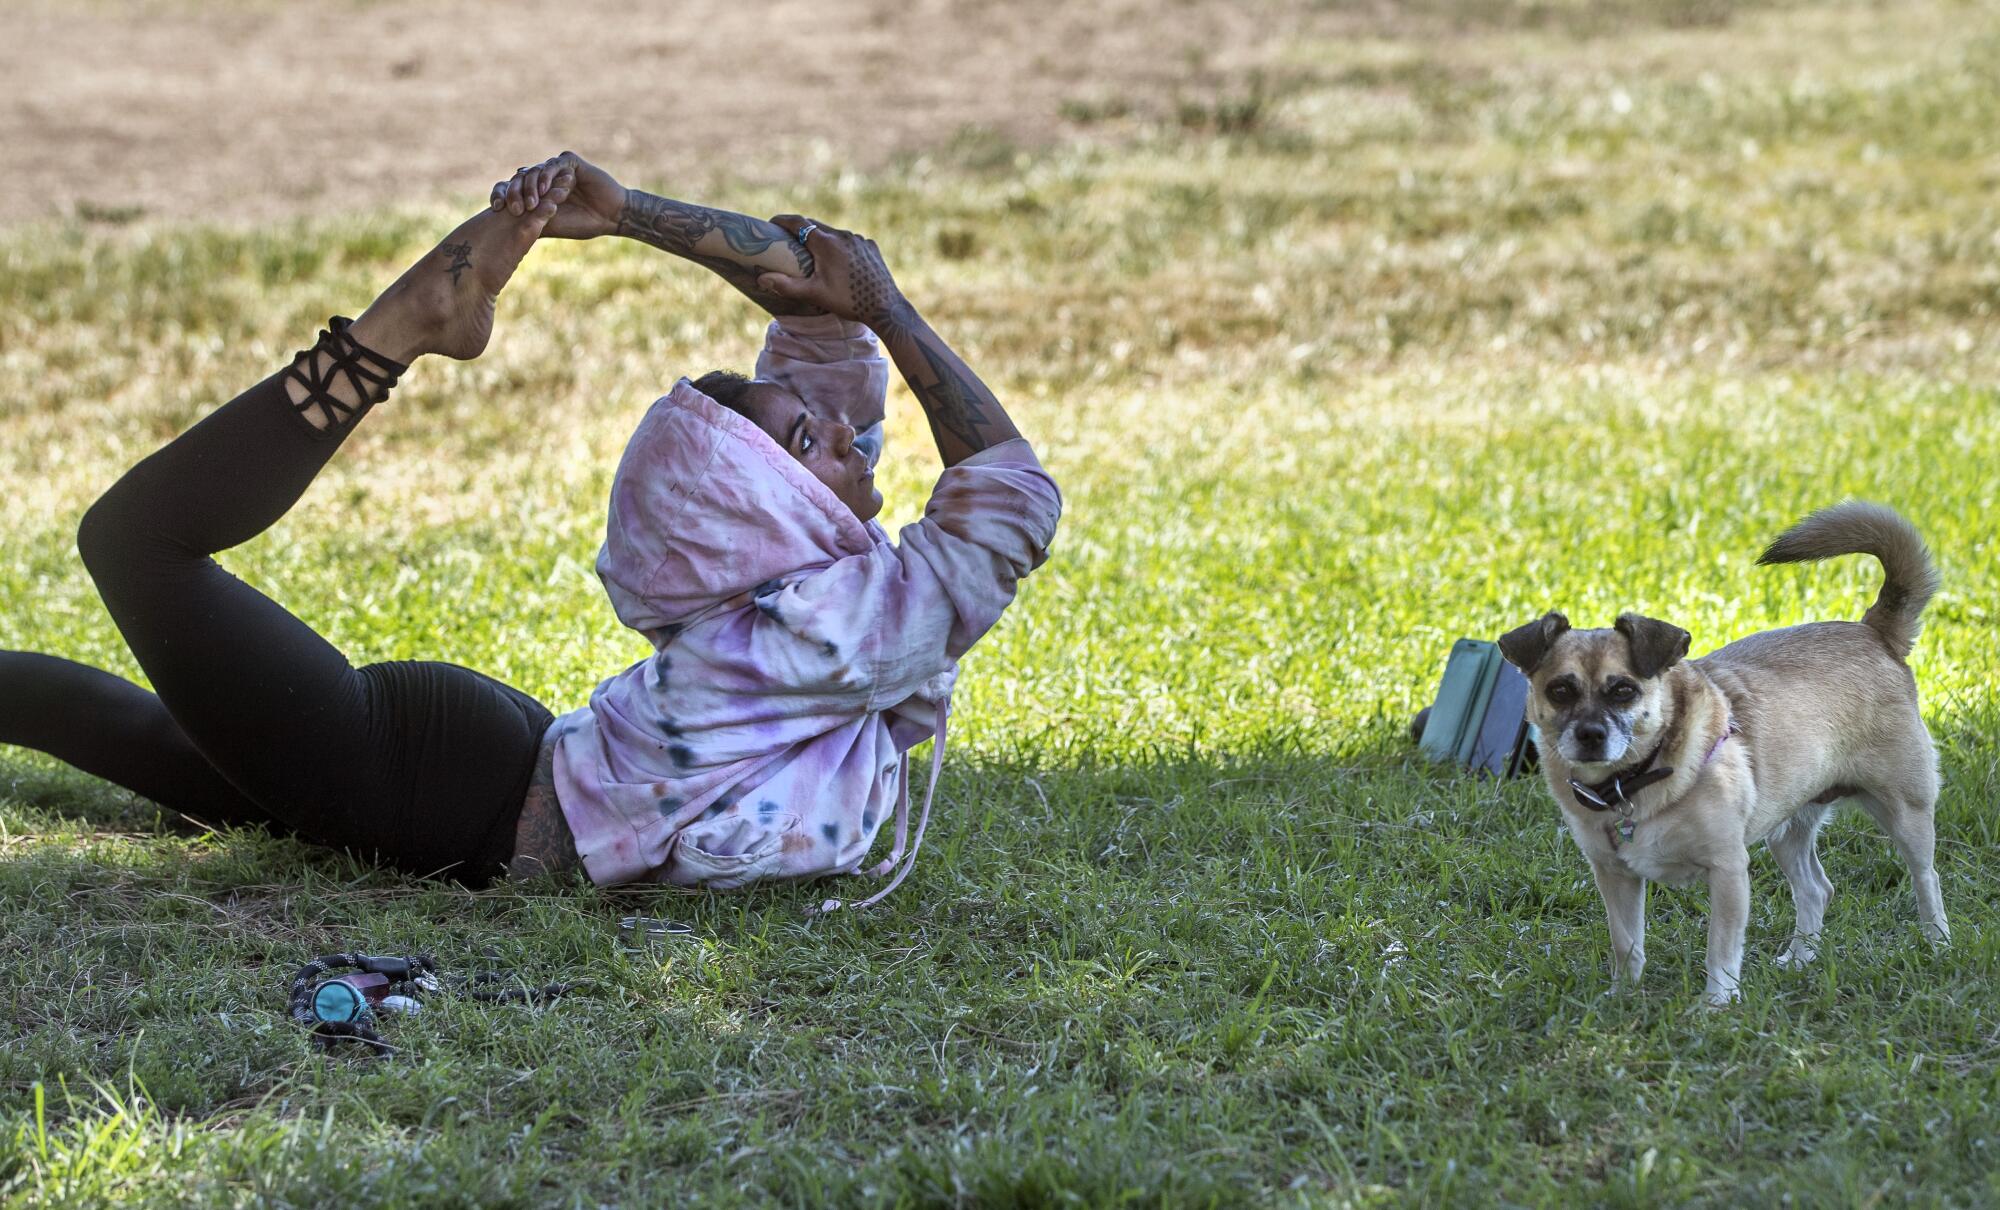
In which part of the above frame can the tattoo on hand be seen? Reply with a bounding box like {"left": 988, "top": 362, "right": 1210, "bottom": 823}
{"left": 868, "top": 296, "right": 921, "bottom": 343}
{"left": 442, "top": 241, "right": 473, "bottom": 286}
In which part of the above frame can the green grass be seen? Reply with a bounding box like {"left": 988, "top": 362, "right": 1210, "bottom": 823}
{"left": 4, "top": 1, "right": 2000, "bottom": 1205}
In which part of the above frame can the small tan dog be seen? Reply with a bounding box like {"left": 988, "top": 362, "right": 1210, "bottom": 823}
{"left": 1498, "top": 502, "right": 1946, "bottom": 1007}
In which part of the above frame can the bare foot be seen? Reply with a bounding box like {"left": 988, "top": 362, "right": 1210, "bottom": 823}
{"left": 279, "top": 178, "right": 571, "bottom": 430}
{"left": 351, "top": 173, "right": 572, "bottom": 363}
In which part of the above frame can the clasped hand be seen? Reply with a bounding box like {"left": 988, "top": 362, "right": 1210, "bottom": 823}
{"left": 490, "top": 152, "right": 622, "bottom": 240}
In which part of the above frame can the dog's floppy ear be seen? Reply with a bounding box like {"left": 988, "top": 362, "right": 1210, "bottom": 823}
{"left": 1497, "top": 611, "right": 1571, "bottom": 674}
{"left": 1614, "top": 612, "right": 1691, "bottom": 679}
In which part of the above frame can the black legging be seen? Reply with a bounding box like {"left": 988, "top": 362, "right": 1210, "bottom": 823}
{"left": 1, "top": 329, "right": 552, "bottom": 883}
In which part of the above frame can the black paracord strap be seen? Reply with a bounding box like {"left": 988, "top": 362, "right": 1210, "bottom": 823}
{"left": 460, "top": 971, "right": 580, "bottom": 1005}
{"left": 282, "top": 316, "right": 407, "bottom": 439}
{"left": 286, "top": 953, "right": 579, "bottom": 1058}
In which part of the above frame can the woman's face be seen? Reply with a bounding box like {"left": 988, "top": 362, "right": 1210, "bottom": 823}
{"left": 736, "top": 381, "right": 883, "bottom": 522}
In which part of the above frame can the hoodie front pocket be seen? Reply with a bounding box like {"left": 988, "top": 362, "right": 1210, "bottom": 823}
{"left": 666, "top": 811, "right": 803, "bottom": 889}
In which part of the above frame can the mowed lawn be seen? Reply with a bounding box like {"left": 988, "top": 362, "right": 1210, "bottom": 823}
{"left": 4, "top": 2, "right": 1999, "bottom": 1205}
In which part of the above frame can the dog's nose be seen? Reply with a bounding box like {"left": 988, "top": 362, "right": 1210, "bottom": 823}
{"left": 1574, "top": 722, "right": 1607, "bottom": 749}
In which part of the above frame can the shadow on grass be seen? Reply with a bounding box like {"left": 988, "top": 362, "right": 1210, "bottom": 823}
{"left": 2, "top": 708, "right": 1995, "bottom": 1203}
{"left": 4, "top": 684, "right": 1994, "bottom": 901}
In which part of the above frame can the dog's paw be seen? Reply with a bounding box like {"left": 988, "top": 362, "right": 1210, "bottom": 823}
{"left": 1606, "top": 955, "right": 1645, "bottom": 992}
{"left": 1773, "top": 942, "right": 1818, "bottom": 970}
{"left": 1698, "top": 984, "right": 1742, "bottom": 1011}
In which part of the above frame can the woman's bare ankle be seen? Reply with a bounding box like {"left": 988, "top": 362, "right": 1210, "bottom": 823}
{"left": 283, "top": 194, "right": 567, "bottom": 429}
{"left": 347, "top": 302, "right": 430, "bottom": 367}
{"left": 352, "top": 203, "right": 563, "bottom": 364}
{"left": 348, "top": 238, "right": 467, "bottom": 364}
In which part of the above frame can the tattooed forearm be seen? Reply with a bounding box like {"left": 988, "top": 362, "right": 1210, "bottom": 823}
{"left": 912, "top": 340, "right": 1000, "bottom": 457}
{"left": 867, "top": 296, "right": 922, "bottom": 343}
{"left": 690, "top": 252, "right": 826, "bottom": 317}
{"left": 876, "top": 307, "right": 1023, "bottom": 467}
{"left": 616, "top": 191, "right": 811, "bottom": 273}
{"left": 716, "top": 214, "right": 789, "bottom": 259}
{"left": 851, "top": 254, "right": 915, "bottom": 339}
{"left": 615, "top": 190, "right": 820, "bottom": 315}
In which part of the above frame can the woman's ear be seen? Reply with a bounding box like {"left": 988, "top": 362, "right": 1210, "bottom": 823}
{"left": 1498, "top": 611, "right": 1570, "bottom": 674}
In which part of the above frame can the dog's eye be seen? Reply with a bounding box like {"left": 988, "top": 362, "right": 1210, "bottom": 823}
{"left": 1547, "top": 682, "right": 1577, "bottom": 705}
{"left": 1607, "top": 682, "right": 1638, "bottom": 702}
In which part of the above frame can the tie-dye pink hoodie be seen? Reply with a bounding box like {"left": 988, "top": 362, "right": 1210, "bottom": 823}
{"left": 548, "top": 315, "right": 1061, "bottom": 891}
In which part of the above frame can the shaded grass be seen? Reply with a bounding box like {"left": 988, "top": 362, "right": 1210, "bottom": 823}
{"left": 4, "top": 0, "right": 2000, "bottom": 1205}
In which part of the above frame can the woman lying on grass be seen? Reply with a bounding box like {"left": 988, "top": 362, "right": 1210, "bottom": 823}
{"left": 0, "top": 152, "right": 1060, "bottom": 906}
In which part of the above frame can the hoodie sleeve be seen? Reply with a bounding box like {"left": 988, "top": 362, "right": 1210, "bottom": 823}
{"left": 755, "top": 314, "right": 889, "bottom": 467}
{"left": 745, "top": 438, "right": 1062, "bottom": 712}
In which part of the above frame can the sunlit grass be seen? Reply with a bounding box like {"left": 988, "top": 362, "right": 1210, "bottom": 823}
{"left": 3, "top": 0, "right": 1998, "bottom": 1205}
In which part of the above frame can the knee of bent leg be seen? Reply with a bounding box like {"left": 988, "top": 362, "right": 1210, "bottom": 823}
{"left": 79, "top": 479, "right": 200, "bottom": 599}
{"left": 76, "top": 491, "right": 140, "bottom": 584}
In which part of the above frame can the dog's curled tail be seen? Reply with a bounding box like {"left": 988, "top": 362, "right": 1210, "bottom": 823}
{"left": 1757, "top": 501, "right": 1940, "bottom": 660}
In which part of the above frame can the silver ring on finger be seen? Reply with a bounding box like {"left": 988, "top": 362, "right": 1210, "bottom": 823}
{"left": 795, "top": 221, "right": 820, "bottom": 244}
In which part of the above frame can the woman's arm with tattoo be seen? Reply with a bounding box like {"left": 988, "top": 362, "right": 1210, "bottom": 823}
{"left": 864, "top": 301, "right": 1021, "bottom": 467}
{"left": 614, "top": 191, "right": 823, "bottom": 316}
{"left": 491, "top": 152, "right": 819, "bottom": 316}
{"left": 756, "top": 217, "right": 1022, "bottom": 466}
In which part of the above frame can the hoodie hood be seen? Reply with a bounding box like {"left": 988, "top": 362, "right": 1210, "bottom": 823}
{"left": 595, "top": 379, "right": 876, "bottom": 642}
{"left": 755, "top": 313, "right": 891, "bottom": 440}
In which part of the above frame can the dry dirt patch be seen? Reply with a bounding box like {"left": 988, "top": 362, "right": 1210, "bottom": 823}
{"left": 8, "top": 0, "right": 1310, "bottom": 226}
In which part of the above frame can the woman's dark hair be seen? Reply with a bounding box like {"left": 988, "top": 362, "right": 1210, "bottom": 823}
{"left": 692, "top": 370, "right": 755, "bottom": 418}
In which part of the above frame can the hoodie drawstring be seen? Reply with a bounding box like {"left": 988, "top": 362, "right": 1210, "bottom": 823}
{"left": 814, "top": 696, "right": 949, "bottom": 914}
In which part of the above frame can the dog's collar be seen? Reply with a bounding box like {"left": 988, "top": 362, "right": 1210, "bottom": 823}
{"left": 1569, "top": 745, "right": 1672, "bottom": 813}
{"left": 1569, "top": 718, "right": 1739, "bottom": 814}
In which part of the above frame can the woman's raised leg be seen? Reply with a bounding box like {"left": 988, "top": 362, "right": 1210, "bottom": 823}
{"left": 69, "top": 189, "right": 568, "bottom": 867}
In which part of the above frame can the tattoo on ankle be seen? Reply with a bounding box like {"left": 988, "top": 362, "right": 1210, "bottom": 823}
{"left": 441, "top": 241, "right": 474, "bottom": 286}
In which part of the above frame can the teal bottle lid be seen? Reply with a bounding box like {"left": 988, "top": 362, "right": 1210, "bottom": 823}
{"left": 312, "top": 980, "right": 369, "bottom": 1024}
